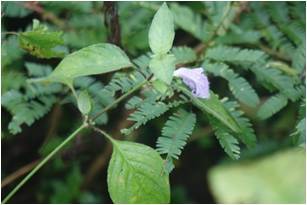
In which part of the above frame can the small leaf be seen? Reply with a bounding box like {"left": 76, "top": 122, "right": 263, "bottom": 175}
{"left": 108, "top": 140, "right": 170, "bottom": 203}
{"left": 152, "top": 79, "right": 168, "bottom": 94}
{"left": 19, "top": 19, "right": 65, "bottom": 58}
{"left": 77, "top": 90, "right": 91, "bottom": 115}
{"left": 47, "top": 43, "right": 132, "bottom": 85}
{"left": 149, "top": 54, "right": 176, "bottom": 84}
{"left": 149, "top": 2, "right": 175, "bottom": 54}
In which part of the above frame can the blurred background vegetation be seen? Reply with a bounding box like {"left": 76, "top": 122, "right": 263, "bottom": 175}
{"left": 1, "top": 1, "right": 306, "bottom": 203}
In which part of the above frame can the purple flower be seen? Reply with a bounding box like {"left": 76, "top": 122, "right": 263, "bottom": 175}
{"left": 173, "top": 67, "right": 210, "bottom": 99}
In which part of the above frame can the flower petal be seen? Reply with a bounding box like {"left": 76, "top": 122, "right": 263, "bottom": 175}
{"left": 174, "top": 67, "right": 210, "bottom": 99}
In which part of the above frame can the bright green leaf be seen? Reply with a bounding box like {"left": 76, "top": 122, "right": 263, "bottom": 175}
{"left": 149, "top": 54, "right": 176, "bottom": 84}
{"left": 208, "top": 148, "right": 306, "bottom": 203}
{"left": 108, "top": 140, "right": 170, "bottom": 204}
{"left": 152, "top": 79, "right": 169, "bottom": 94}
{"left": 19, "top": 20, "right": 65, "bottom": 59}
{"left": 148, "top": 2, "right": 175, "bottom": 54}
{"left": 77, "top": 91, "right": 92, "bottom": 115}
{"left": 47, "top": 43, "right": 132, "bottom": 85}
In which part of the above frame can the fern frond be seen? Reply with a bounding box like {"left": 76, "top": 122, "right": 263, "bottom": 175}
{"left": 257, "top": 94, "right": 288, "bottom": 120}
{"left": 291, "top": 43, "right": 306, "bottom": 73}
{"left": 250, "top": 61, "right": 297, "bottom": 101}
{"left": 132, "top": 53, "right": 151, "bottom": 70}
{"left": 121, "top": 101, "right": 169, "bottom": 135}
{"left": 217, "top": 30, "right": 261, "bottom": 45}
{"left": 205, "top": 46, "right": 265, "bottom": 64}
{"left": 170, "top": 3, "right": 206, "bottom": 41}
{"left": 216, "top": 130, "right": 240, "bottom": 160}
{"left": 203, "top": 61, "right": 259, "bottom": 107}
{"left": 25, "top": 62, "right": 53, "bottom": 77}
{"left": 172, "top": 46, "right": 197, "bottom": 65}
{"left": 1, "top": 71, "right": 26, "bottom": 93}
{"left": 2, "top": 90, "right": 56, "bottom": 134}
{"left": 289, "top": 2, "right": 306, "bottom": 25}
{"left": 103, "top": 70, "right": 149, "bottom": 96}
{"left": 156, "top": 109, "right": 196, "bottom": 173}
{"left": 266, "top": 2, "right": 290, "bottom": 25}
{"left": 280, "top": 22, "right": 305, "bottom": 46}
{"left": 262, "top": 25, "right": 288, "bottom": 50}
{"left": 223, "top": 99, "right": 257, "bottom": 148}
{"left": 125, "top": 90, "right": 160, "bottom": 110}
{"left": 291, "top": 98, "right": 305, "bottom": 146}
{"left": 208, "top": 116, "right": 240, "bottom": 160}
{"left": 250, "top": 3, "right": 270, "bottom": 28}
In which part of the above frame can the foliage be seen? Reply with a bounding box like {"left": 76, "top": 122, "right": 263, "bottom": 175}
{"left": 19, "top": 19, "right": 65, "bottom": 59}
{"left": 156, "top": 109, "right": 196, "bottom": 173}
{"left": 108, "top": 140, "right": 170, "bottom": 203}
{"left": 208, "top": 148, "right": 306, "bottom": 203}
{"left": 1, "top": 1, "right": 305, "bottom": 204}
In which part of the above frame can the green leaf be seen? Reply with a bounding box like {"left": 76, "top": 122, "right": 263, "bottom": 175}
{"left": 152, "top": 79, "right": 168, "bottom": 94}
{"left": 47, "top": 43, "right": 132, "bottom": 85}
{"left": 257, "top": 94, "right": 288, "bottom": 120}
{"left": 107, "top": 140, "right": 170, "bottom": 203}
{"left": 208, "top": 148, "right": 306, "bottom": 203}
{"left": 77, "top": 91, "right": 92, "bottom": 115}
{"left": 19, "top": 20, "right": 65, "bottom": 59}
{"left": 148, "top": 2, "right": 175, "bottom": 54}
{"left": 149, "top": 54, "right": 176, "bottom": 84}
{"left": 178, "top": 84, "right": 240, "bottom": 133}
{"left": 156, "top": 109, "right": 196, "bottom": 173}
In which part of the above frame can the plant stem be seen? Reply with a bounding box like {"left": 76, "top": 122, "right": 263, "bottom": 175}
{"left": 92, "top": 79, "right": 148, "bottom": 121}
{"left": 91, "top": 126, "right": 116, "bottom": 144}
{"left": 2, "top": 124, "right": 86, "bottom": 204}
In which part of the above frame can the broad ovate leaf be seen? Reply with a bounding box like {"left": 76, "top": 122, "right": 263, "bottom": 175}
{"left": 149, "top": 54, "right": 176, "bottom": 84}
{"left": 108, "top": 140, "right": 170, "bottom": 204}
{"left": 47, "top": 43, "right": 132, "bottom": 85}
{"left": 77, "top": 90, "right": 91, "bottom": 115}
{"left": 148, "top": 2, "right": 175, "bottom": 55}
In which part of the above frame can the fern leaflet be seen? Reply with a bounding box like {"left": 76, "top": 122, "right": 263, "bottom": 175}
{"left": 156, "top": 109, "right": 196, "bottom": 173}
{"left": 257, "top": 93, "right": 288, "bottom": 120}
{"left": 203, "top": 61, "right": 259, "bottom": 107}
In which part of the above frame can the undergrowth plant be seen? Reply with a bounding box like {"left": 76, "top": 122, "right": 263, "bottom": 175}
{"left": 1, "top": 1, "right": 305, "bottom": 203}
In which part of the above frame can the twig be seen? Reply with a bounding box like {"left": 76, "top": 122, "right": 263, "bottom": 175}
{"left": 104, "top": 2, "right": 121, "bottom": 46}
{"left": 1, "top": 160, "right": 39, "bottom": 188}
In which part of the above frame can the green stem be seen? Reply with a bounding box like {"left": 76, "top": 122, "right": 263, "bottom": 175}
{"left": 91, "top": 126, "right": 116, "bottom": 144}
{"left": 2, "top": 124, "right": 86, "bottom": 204}
{"left": 3, "top": 74, "right": 149, "bottom": 203}
{"left": 92, "top": 79, "right": 148, "bottom": 121}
